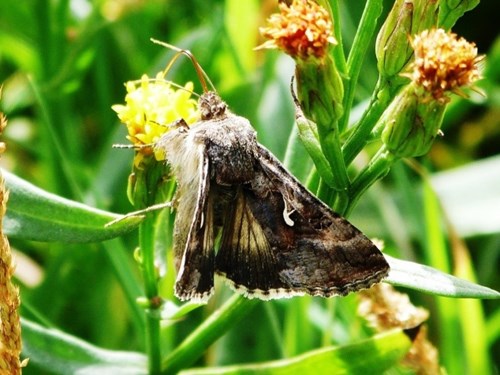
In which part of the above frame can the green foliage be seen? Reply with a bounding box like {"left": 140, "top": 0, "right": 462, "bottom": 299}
{"left": 0, "top": 0, "right": 498, "bottom": 374}
{"left": 3, "top": 170, "right": 142, "bottom": 243}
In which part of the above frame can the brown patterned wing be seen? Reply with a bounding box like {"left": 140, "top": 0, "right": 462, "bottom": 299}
{"left": 215, "top": 145, "right": 389, "bottom": 299}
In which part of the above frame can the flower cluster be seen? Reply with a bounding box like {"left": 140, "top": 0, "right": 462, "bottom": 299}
{"left": 257, "top": 0, "right": 336, "bottom": 60}
{"left": 408, "top": 28, "right": 482, "bottom": 102}
{"left": 112, "top": 73, "right": 199, "bottom": 164}
{"left": 377, "top": 28, "right": 483, "bottom": 158}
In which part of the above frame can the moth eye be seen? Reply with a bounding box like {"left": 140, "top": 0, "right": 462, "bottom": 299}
{"left": 166, "top": 118, "right": 190, "bottom": 133}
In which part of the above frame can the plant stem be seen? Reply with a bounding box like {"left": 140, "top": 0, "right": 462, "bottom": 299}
{"left": 319, "top": 128, "right": 350, "bottom": 195}
{"left": 342, "top": 79, "right": 388, "bottom": 166}
{"left": 346, "top": 146, "right": 394, "bottom": 216}
{"left": 340, "top": 0, "right": 384, "bottom": 133}
{"left": 326, "top": 0, "right": 347, "bottom": 75}
{"left": 139, "top": 215, "right": 161, "bottom": 373}
{"left": 161, "top": 295, "right": 258, "bottom": 374}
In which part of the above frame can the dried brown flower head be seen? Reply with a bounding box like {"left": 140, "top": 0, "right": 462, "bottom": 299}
{"left": 358, "top": 283, "right": 429, "bottom": 330}
{"left": 358, "top": 284, "right": 440, "bottom": 374}
{"left": 408, "top": 28, "right": 483, "bottom": 102}
{"left": 257, "top": 0, "right": 336, "bottom": 60}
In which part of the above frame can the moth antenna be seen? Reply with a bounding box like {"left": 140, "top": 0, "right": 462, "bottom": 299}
{"left": 112, "top": 143, "right": 154, "bottom": 150}
{"left": 128, "top": 77, "right": 200, "bottom": 99}
{"left": 150, "top": 38, "right": 216, "bottom": 93}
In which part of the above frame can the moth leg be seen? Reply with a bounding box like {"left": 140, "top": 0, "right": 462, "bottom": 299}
{"left": 105, "top": 202, "right": 172, "bottom": 227}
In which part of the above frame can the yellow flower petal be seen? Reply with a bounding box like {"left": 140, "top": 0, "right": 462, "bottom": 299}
{"left": 113, "top": 75, "right": 200, "bottom": 165}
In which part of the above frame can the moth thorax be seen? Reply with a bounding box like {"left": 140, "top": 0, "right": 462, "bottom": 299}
{"left": 200, "top": 92, "right": 227, "bottom": 121}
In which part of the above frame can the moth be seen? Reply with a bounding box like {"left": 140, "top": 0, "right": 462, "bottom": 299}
{"left": 155, "top": 90, "right": 389, "bottom": 303}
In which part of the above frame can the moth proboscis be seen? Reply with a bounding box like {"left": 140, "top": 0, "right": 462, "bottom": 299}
{"left": 152, "top": 43, "right": 390, "bottom": 302}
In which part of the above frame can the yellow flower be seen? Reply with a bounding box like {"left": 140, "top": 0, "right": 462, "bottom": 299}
{"left": 112, "top": 73, "right": 199, "bottom": 164}
{"left": 257, "top": 0, "right": 336, "bottom": 61}
{"left": 407, "top": 28, "right": 483, "bottom": 103}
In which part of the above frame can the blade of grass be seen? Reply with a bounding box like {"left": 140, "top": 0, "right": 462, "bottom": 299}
{"left": 451, "top": 228, "right": 491, "bottom": 374}
{"left": 178, "top": 329, "right": 412, "bottom": 375}
{"left": 422, "top": 179, "right": 461, "bottom": 374}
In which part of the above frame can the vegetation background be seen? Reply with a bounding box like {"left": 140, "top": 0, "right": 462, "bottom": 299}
{"left": 0, "top": 0, "right": 498, "bottom": 373}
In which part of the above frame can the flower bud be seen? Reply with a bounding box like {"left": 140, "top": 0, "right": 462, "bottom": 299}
{"left": 376, "top": 0, "right": 414, "bottom": 79}
{"left": 257, "top": 0, "right": 343, "bottom": 131}
{"left": 257, "top": 0, "right": 347, "bottom": 190}
{"left": 376, "top": 0, "right": 439, "bottom": 80}
{"left": 380, "top": 83, "right": 446, "bottom": 157}
{"left": 257, "top": 0, "right": 337, "bottom": 62}
{"left": 439, "top": 0, "right": 480, "bottom": 30}
{"left": 378, "top": 29, "right": 482, "bottom": 158}
{"left": 295, "top": 55, "right": 344, "bottom": 134}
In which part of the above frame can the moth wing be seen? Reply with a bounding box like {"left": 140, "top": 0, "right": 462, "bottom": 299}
{"left": 216, "top": 145, "right": 389, "bottom": 299}
{"left": 174, "top": 149, "right": 215, "bottom": 302}
{"left": 215, "top": 187, "right": 285, "bottom": 297}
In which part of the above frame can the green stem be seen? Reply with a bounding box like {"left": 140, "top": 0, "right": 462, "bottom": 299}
{"left": 339, "top": 0, "right": 384, "bottom": 133}
{"left": 161, "top": 295, "right": 259, "bottom": 374}
{"left": 316, "top": 178, "right": 335, "bottom": 207}
{"left": 319, "top": 129, "right": 350, "bottom": 195}
{"left": 346, "top": 146, "right": 395, "bottom": 216}
{"left": 325, "top": 0, "right": 347, "bottom": 75}
{"left": 334, "top": 190, "right": 350, "bottom": 217}
{"left": 342, "top": 78, "right": 388, "bottom": 166}
{"left": 139, "top": 215, "right": 161, "bottom": 373}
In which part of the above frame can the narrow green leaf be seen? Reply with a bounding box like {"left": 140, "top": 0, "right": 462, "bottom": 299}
{"left": 21, "top": 318, "right": 147, "bottom": 374}
{"left": 3, "top": 170, "right": 141, "bottom": 243}
{"left": 179, "top": 329, "right": 412, "bottom": 375}
{"left": 162, "top": 295, "right": 259, "bottom": 374}
{"left": 385, "top": 255, "right": 500, "bottom": 299}
{"left": 438, "top": 0, "right": 480, "bottom": 30}
{"left": 295, "top": 110, "right": 335, "bottom": 187}
{"left": 159, "top": 300, "right": 206, "bottom": 321}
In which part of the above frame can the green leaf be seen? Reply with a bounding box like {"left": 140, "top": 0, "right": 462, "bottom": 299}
{"left": 21, "top": 318, "right": 147, "bottom": 374}
{"left": 162, "top": 295, "right": 259, "bottom": 374}
{"left": 3, "top": 170, "right": 142, "bottom": 243}
{"left": 178, "top": 329, "right": 412, "bottom": 374}
{"left": 295, "top": 106, "right": 335, "bottom": 187}
{"left": 438, "top": 0, "right": 480, "bottom": 30}
{"left": 159, "top": 300, "right": 206, "bottom": 321}
{"left": 385, "top": 255, "right": 500, "bottom": 299}
{"left": 431, "top": 154, "right": 500, "bottom": 237}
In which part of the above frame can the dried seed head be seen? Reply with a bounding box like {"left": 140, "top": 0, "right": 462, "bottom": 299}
{"left": 358, "top": 284, "right": 440, "bottom": 374}
{"left": 257, "top": 0, "right": 336, "bottom": 61}
{"left": 408, "top": 28, "right": 483, "bottom": 103}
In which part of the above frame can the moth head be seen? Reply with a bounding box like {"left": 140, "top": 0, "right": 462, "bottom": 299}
{"left": 199, "top": 92, "right": 227, "bottom": 121}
